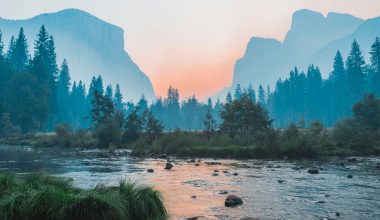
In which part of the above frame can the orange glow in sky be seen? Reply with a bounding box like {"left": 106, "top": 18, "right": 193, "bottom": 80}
{"left": 2, "top": 0, "right": 380, "bottom": 99}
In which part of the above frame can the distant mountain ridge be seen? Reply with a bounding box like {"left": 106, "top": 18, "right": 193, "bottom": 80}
{"left": 215, "top": 9, "right": 367, "bottom": 100}
{"left": 0, "top": 9, "right": 155, "bottom": 101}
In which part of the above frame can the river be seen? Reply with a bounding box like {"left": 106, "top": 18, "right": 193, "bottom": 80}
{"left": 0, "top": 145, "right": 379, "bottom": 220}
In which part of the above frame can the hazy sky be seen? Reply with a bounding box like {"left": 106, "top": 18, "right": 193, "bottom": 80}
{"left": 1, "top": 0, "right": 380, "bottom": 99}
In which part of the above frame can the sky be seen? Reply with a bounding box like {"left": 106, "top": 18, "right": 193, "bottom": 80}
{"left": 1, "top": 0, "right": 380, "bottom": 99}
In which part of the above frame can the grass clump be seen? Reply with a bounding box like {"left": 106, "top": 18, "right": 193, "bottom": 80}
{"left": 0, "top": 173, "right": 167, "bottom": 220}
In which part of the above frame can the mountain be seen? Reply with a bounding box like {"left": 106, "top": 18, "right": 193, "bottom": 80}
{"left": 0, "top": 9, "right": 155, "bottom": 102}
{"left": 215, "top": 9, "right": 364, "bottom": 100}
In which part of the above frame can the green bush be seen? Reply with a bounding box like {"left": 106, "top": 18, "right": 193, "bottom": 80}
{"left": 0, "top": 173, "right": 167, "bottom": 220}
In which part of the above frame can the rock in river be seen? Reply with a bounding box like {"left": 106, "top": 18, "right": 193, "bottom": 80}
{"left": 165, "top": 162, "right": 173, "bottom": 170}
{"left": 347, "top": 174, "right": 353, "bottom": 178}
{"left": 147, "top": 169, "right": 154, "bottom": 173}
{"left": 308, "top": 168, "right": 319, "bottom": 174}
{"left": 225, "top": 195, "right": 243, "bottom": 207}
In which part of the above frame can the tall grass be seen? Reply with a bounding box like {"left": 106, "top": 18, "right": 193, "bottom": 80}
{"left": 0, "top": 173, "right": 167, "bottom": 220}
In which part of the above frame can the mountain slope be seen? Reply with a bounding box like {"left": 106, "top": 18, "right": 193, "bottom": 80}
{"left": 0, "top": 9, "right": 155, "bottom": 101}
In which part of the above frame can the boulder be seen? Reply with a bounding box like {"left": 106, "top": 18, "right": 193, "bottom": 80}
{"left": 190, "top": 158, "right": 196, "bottom": 163}
{"left": 233, "top": 172, "right": 239, "bottom": 176}
{"left": 277, "top": 180, "right": 285, "bottom": 184}
{"left": 147, "top": 169, "right": 154, "bottom": 173}
{"left": 347, "top": 157, "right": 357, "bottom": 162}
{"left": 165, "top": 162, "right": 173, "bottom": 170}
{"left": 225, "top": 195, "right": 243, "bottom": 207}
{"left": 194, "top": 163, "right": 200, "bottom": 166}
{"left": 308, "top": 168, "right": 319, "bottom": 174}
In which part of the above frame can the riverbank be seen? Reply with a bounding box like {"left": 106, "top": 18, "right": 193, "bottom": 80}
{"left": 2, "top": 129, "right": 380, "bottom": 160}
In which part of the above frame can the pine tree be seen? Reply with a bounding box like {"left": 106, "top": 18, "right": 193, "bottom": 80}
{"left": 56, "top": 59, "right": 71, "bottom": 122}
{"left": 346, "top": 40, "right": 366, "bottom": 105}
{"left": 328, "top": 51, "right": 349, "bottom": 120}
{"left": 247, "top": 83, "right": 256, "bottom": 102}
{"left": 226, "top": 92, "right": 232, "bottom": 103}
{"left": 105, "top": 85, "right": 113, "bottom": 99}
{"left": 369, "top": 37, "right": 380, "bottom": 96}
{"left": 113, "top": 84, "right": 123, "bottom": 111}
{"left": 165, "top": 86, "right": 180, "bottom": 129}
{"left": 137, "top": 95, "right": 148, "bottom": 115}
{"left": 234, "top": 84, "right": 242, "bottom": 100}
{"left": 258, "top": 84, "right": 266, "bottom": 106}
{"left": 33, "top": 25, "right": 58, "bottom": 129}
{"left": 8, "top": 28, "right": 29, "bottom": 73}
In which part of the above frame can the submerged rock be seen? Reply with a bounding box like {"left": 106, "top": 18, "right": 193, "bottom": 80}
{"left": 147, "top": 169, "right": 154, "bottom": 173}
{"left": 212, "top": 173, "right": 219, "bottom": 176}
{"left": 225, "top": 195, "right": 243, "bottom": 207}
{"left": 308, "top": 168, "right": 319, "bottom": 174}
{"left": 277, "top": 180, "right": 285, "bottom": 184}
{"left": 347, "top": 157, "right": 357, "bottom": 162}
{"left": 186, "top": 217, "right": 200, "bottom": 220}
{"left": 347, "top": 174, "right": 353, "bottom": 178}
{"left": 233, "top": 172, "right": 239, "bottom": 176}
{"left": 316, "top": 201, "right": 326, "bottom": 204}
{"left": 165, "top": 162, "right": 173, "bottom": 170}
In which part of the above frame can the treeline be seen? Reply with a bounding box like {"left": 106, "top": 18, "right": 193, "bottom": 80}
{"left": 267, "top": 38, "right": 380, "bottom": 127}
{"left": 0, "top": 26, "right": 127, "bottom": 135}
{"left": 133, "top": 92, "right": 380, "bottom": 158}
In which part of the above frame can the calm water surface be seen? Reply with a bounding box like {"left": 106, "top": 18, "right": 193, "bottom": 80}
{"left": 0, "top": 145, "right": 379, "bottom": 220}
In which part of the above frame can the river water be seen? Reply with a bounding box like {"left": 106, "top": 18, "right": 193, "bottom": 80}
{"left": 0, "top": 145, "right": 379, "bottom": 220}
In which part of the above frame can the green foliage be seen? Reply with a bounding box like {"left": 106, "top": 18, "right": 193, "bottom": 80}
{"left": 0, "top": 173, "right": 167, "bottom": 220}
{"left": 91, "top": 91, "right": 123, "bottom": 148}
{"left": 221, "top": 92, "right": 272, "bottom": 137}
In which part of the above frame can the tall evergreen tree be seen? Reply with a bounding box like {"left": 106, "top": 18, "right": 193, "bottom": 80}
{"left": 226, "top": 92, "right": 232, "bottom": 103}
{"left": 8, "top": 28, "right": 29, "bottom": 73}
{"left": 328, "top": 51, "right": 349, "bottom": 121}
{"left": 165, "top": 86, "right": 180, "bottom": 129}
{"left": 258, "top": 84, "right": 266, "bottom": 106}
{"left": 234, "top": 84, "right": 242, "bottom": 100}
{"left": 346, "top": 40, "right": 366, "bottom": 105}
{"left": 247, "top": 83, "right": 256, "bottom": 102}
{"left": 105, "top": 85, "right": 113, "bottom": 99}
{"left": 56, "top": 59, "right": 71, "bottom": 123}
{"left": 113, "top": 84, "right": 123, "bottom": 111}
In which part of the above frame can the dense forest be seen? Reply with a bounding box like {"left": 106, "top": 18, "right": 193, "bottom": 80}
{"left": 0, "top": 26, "right": 380, "bottom": 137}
